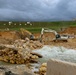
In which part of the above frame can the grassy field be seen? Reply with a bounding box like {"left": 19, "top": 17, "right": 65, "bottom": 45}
{"left": 0, "top": 21, "right": 76, "bottom": 33}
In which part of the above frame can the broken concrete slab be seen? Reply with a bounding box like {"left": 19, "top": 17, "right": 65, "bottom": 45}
{"left": 47, "top": 59, "right": 76, "bottom": 75}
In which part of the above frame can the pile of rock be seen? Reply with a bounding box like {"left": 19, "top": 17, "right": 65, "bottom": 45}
{"left": 20, "top": 28, "right": 32, "bottom": 39}
{"left": 26, "top": 40, "right": 43, "bottom": 50}
{"left": 0, "top": 45, "right": 40, "bottom": 64}
{"left": 39, "top": 63, "right": 47, "bottom": 75}
{"left": 0, "top": 36, "right": 43, "bottom": 64}
{"left": 14, "top": 39, "right": 43, "bottom": 50}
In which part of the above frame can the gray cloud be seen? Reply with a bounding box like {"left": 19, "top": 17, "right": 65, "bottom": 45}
{"left": 0, "top": 0, "right": 76, "bottom": 21}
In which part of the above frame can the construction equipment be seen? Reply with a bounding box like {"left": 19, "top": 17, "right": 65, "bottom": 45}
{"left": 40, "top": 28, "right": 69, "bottom": 42}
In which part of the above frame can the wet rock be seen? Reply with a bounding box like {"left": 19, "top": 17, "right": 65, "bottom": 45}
{"left": 0, "top": 65, "right": 35, "bottom": 75}
{"left": 31, "top": 52, "right": 43, "bottom": 58}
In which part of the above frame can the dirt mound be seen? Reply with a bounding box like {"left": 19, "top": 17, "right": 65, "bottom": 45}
{"left": 0, "top": 37, "right": 13, "bottom": 44}
{"left": 0, "top": 31, "right": 21, "bottom": 40}
{"left": 34, "top": 32, "right": 55, "bottom": 44}
{"left": 68, "top": 38, "right": 76, "bottom": 43}
{"left": 59, "top": 27, "right": 76, "bottom": 35}
{"left": 14, "top": 39, "right": 43, "bottom": 50}
{"left": 34, "top": 33, "right": 40, "bottom": 39}
{"left": 42, "top": 32, "right": 55, "bottom": 44}
{"left": 0, "top": 31, "right": 22, "bottom": 44}
{"left": 20, "top": 28, "right": 32, "bottom": 39}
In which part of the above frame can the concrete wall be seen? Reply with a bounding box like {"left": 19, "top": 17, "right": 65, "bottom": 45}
{"left": 46, "top": 59, "right": 76, "bottom": 75}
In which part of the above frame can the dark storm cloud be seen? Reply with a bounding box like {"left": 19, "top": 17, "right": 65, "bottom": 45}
{"left": 0, "top": 0, "right": 76, "bottom": 21}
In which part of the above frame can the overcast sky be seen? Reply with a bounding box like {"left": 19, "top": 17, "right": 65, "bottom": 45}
{"left": 0, "top": 0, "right": 76, "bottom": 21}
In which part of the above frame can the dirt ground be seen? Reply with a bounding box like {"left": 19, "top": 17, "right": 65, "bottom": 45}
{"left": 59, "top": 27, "right": 76, "bottom": 35}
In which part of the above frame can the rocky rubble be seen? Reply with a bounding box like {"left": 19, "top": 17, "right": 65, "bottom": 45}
{"left": 0, "top": 46, "right": 29, "bottom": 64}
{"left": 13, "top": 39, "right": 43, "bottom": 50}
{"left": 26, "top": 63, "right": 47, "bottom": 75}
{"left": 0, "top": 37, "right": 13, "bottom": 44}
{"left": 0, "top": 41, "right": 42, "bottom": 64}
{"left": 20, "top": 28, "right": 32, "bottom": 39}
{"left": 39, "top": 63, "right": 47, "bottom": 75}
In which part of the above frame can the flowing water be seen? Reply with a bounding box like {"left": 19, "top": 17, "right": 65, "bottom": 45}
{"left": 33, "top": 45, "right": 76, "bottom": 63}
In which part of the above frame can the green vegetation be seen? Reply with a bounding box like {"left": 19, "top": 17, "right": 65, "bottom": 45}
{"left": 0, "top": 21, "right": 76, "bottom": 33}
